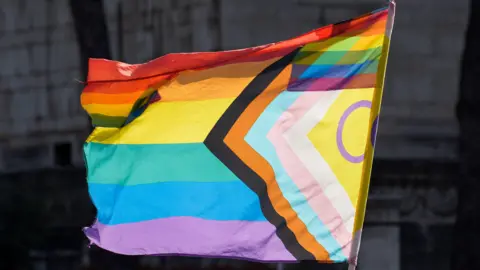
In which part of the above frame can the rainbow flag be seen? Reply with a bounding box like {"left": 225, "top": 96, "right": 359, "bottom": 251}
{"left": 81, "top": 2, "right": 395, "bottom": 267}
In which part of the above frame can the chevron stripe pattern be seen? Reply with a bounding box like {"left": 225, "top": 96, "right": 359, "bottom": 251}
{"left": 81, "top": 2, "right": 395, "bottom": 266}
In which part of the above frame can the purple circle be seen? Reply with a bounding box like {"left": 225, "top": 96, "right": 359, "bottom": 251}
{"left": 336, "top": 100, "right": 372, "bottom": 163}
{"left": 371, "top": 116, "right": 379, "bottom": 146}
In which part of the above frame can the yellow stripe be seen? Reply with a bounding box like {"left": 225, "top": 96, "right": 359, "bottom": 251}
{"left": 87, "top": 98, "right": 236, "bottom": 144}
{"left": 350, "top": 35, "right": 385, "bottom": 51}
{"left": 302, "top": 35, "right": 384, "bottom": 52}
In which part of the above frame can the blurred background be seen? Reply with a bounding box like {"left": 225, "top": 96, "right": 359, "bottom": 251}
{"left": 0, "top": 0, "right": 477, "bottom": 269}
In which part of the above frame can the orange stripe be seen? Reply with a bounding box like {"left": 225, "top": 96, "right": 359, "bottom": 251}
{"left": 81, "top": 60, "right": 279, "bottom": 105}
{"left": 345, "top": 16, "right": 387, "bottom": 37}
{"left": 224, "top": 65, "right": 331, "bottom": 261}
{"left": 349, "top": 9, "right": 387, "bottom": 29}
{"left": 159, "top": 59, "right": 279, "bottom": 102}
{"left": 81, "top": 91, "right": 144, "bottom": 105}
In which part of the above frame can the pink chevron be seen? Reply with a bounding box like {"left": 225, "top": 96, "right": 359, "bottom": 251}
{"left": 266, "top": 92, "right": 352, "bottom": 257}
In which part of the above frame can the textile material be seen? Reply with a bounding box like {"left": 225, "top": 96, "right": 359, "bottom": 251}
{"left": 81, "top": 2, "right": 395, "bottom": 265}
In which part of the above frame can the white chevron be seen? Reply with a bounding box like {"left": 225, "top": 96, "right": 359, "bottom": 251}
{"left": 283, "top": 90, "right": 356, "bottom": 234}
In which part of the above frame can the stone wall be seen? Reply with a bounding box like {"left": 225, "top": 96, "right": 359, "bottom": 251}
{"left": 377, "top": 0, "right": 469, "bottom": 160}
{"left": 0, "top": 0, "right": 89, "bottom": 171}
{"left": 0, "top": 0, "right": 470, "bottom": 171}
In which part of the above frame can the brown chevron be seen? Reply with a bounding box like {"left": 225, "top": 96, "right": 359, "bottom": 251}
{"left": 204, "top": 49, "right": 331, "bottom": 261}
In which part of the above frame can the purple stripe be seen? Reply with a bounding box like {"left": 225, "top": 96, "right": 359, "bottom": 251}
{"left": 288, "top": 77, "right": 345, "bottom": 91}
{"left": 84, "top": 217, "right": 295, "bottom": 262}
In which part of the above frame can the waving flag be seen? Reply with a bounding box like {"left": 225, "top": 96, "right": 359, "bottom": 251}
{"left": 81, "top": 2, "right": 395, "bottom": 267}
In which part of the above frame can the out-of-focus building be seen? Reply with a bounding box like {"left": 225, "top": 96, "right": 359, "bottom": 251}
{"left": 0, "top": 0, "right": 470, "bottom": 269}
{"left": 0, "top": 0, "right": 468, "bottom": 169}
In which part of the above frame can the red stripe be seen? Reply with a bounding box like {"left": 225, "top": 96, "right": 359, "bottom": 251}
{"left": 86, "top": 9, "right": 388, "bottom": 86}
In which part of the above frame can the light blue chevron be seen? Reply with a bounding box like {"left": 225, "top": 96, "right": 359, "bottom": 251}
{"left": 244, "top": 90, "right": 346, "bottom": 262}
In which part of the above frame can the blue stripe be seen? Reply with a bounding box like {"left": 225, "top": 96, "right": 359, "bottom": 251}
{"left": 299, "top": 60, "right": 378, "bottom": 79}
{"left": 89, "top": 181, "right": 267, "bottom": 225}
{"left": 245, "top": 91, "right": 346, "bottom": 262}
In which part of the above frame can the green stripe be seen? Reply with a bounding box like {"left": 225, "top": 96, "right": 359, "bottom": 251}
{"left": 85, "top": 142, "right": 238, "bottom": 185}
{"left": 90, "top": 114, "right": 126, "bottom": 128}
{"left": 337, "top": 47, "right": 382, "bottom": 64}
{"left": 362, "top": 60, "right": 379, "bottom": 73}
{"left": 294, "top": 47, "right": 382, "bottom": 66}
